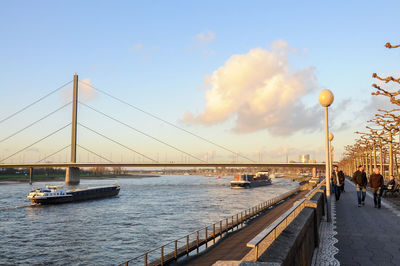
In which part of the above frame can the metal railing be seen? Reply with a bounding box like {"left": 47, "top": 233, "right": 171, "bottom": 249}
{"left": 119, "top": 186, "right": 302, "bottom": 266}
{"left": 245, "top": 179, "right": 326, "bottom": 261}
{"left": 305, "top": 179, "right": 326, "bottom": 200}
{"left": 245, "top": 198, "right": 306, "bottom": 261}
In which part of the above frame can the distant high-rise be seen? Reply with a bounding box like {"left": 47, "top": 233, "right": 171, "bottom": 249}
{"left": 299, "top": 154, "right": 310, "bottom": 163}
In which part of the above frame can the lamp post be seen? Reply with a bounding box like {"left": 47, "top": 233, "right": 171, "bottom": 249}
{"left": 329, "top": 133, "right": 334, "bottom": 179}
{"left": 319, "top": 89, "right": 334, "bottom": 222}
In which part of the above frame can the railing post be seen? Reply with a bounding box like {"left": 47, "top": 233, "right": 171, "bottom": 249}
{"left": 161, "top": 246, "right": 164, "bottom": 265}
{"left": 174, "top": 240, "right": 177, "bottom": 259}
{"left": 255, "top": 245, "right": 259, "bottom": 261}
{"left": 125, "top": 261, "right": 128, "bottom": 266}
{"left": 220, "top": 220, "right": 222, "bottom": 237}
{"left": 236, "top": 214, "right": 239, "bottom": 229}
{"left": 231, "top": 216, "right": 234, "bottom": 231}
{"left": 196, "top": 231, "right": 199, "bottom": 254}
{"left": 186, "top": 235, "right": 189, "bottom": 255}
{"left": 144, "top": 253, "right": 147, "bottom": 266}
{"left": 241, "top": 212, "right": 243, "bottom": 227}
{"left": 226, "top": 218, "right": 228, "bottom": 232}
{"left": 213, "top": 224, "right": 216, "bottom": 244}
{"left": 205, "top": 227, "right": 208, "bottom": 248}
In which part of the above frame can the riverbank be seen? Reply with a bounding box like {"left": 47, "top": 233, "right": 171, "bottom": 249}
{"left": 0, "top": 174, "right": 160, "bottom": 184}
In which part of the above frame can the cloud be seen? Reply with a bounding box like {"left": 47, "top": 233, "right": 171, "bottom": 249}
{"left": 132, "top": 43, "right": 143, "bottom": 51}
{"left": 182, "top": 41, "right": 321, "bottom": 136}
{"left": 60, "top": 78, "right": 98, "bottom": 103}
{"left": 191, "top": 30, "right": 216, "bottom": 55}
{"left": 194, "top": 30, "right": 216, "bottom": 45}
{"left": 130, "top": 43, "right": 159, "bottom": 60}
{"left": 330, "top": 98, "right": 352, "bottom": 132}
{"left": 359, "top": 95, "right": 395, "bottom": 119}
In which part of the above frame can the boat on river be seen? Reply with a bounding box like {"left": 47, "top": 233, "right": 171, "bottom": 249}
{"left": 27, "top": 184, "right": 120, "bottom": 204}
{"left": 230, "top": 171, "right": 272, "bottom": 189}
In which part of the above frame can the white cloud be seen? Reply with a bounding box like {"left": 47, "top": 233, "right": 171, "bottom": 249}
{"left": 182, "top": 41, "right": 321, "bottom": 136}
{"left": 195, "top": 30, "right": 216, "bottom": 44}
{"left": 192, "top": 30, "right": 216, "bottom": 55}
{"left": 60, "top": 78, "right": 98, "bottom": 103}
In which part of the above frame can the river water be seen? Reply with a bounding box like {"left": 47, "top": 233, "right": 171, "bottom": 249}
{"left": 0, "top": 175, "right": 298, "bottom": 265}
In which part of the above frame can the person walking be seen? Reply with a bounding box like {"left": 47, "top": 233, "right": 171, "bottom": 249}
{"left": 352, "top": 165, "right": 367, "bottom": 207}
{"left": 369, "top": 168, "right": 384, "bottom": 208}
{"left": 332, "top": 166, "right": 344, "bottom": 201}
{"left": 340, "top": 172, "right": 345, "bottom": 193}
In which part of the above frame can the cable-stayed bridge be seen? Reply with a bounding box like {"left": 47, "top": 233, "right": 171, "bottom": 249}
{"left": 0, "top": 75, "right": 324, "bottom": 185}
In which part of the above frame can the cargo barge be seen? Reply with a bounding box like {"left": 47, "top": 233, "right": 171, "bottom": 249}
{"left": 230, "top": 171, "right": 272, "bottom": 189}
{"left": 27, "top": 184, "right": 120, "bottom": 204}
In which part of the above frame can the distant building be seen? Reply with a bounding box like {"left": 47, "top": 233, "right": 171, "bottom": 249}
{"left": 299, "top": 154, "right": 310, "bottom": 163}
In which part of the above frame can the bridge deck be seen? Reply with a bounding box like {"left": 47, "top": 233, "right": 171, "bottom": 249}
{"left": 0, "top": 162, "right": 326, "bottom": 168}
{"left": 184, "top": 190, "right": 308, "bottom": 265}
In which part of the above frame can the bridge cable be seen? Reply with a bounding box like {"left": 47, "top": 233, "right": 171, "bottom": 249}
{"left": 0, "top": 102, "right": 72, "bottom": 144}
{"left": 78, "top": 123, "right": 158, "bottom": 163}
{"left": 0, "top": 123, "right": 71, "bottom": 163}
{"left": 77, "top": 144, "right": 114, "bottom": 163}
{"left": 35, "top": 144, "right": 71, "bottom": 163}
{"left": 0, "top": 80, "right": 73, "bottom": 125}
{"left": 78, "top": 102, "right": 206, "bottom": 163}
{"left": 79, "top": 81, "right": 256, "bottom": 163}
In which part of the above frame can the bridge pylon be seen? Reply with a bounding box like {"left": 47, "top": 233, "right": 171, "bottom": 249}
{"left": 65, "top": 74, "right": 80, "bottom": 186}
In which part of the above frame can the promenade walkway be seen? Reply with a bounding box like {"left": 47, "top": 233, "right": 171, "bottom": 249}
{"left": 185, "top": 190, "right": 308, "bottom": 265}
{"left": 334, "top": 179, "right": 400, "bottom": 266}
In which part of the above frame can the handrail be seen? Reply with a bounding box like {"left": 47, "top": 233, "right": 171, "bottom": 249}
{"left": 247, "top": 198, "right": 306, "bottom": 248}
{"left": 305, "top": 179, "right": 326, "bottom": 199}
{"left": 245, "top": 179, "right": 326, "bottom": 261}
{"left": 119, "top": 186, "right": 303, "bottom": 266}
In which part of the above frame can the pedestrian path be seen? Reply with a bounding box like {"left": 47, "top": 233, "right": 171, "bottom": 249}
{"left": 334, "top": 179, "right": 400, "bottom": 266}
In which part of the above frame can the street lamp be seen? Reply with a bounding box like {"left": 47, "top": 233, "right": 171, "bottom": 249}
{"left": 329, "top": 133, "right": 334, "bottom": 180}
{"left": 319, "top": 89, "right": 334, "bottom": 222}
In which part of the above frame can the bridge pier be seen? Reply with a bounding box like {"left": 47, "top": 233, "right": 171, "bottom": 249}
{"left": 29, "top": 167, "right": 33, "bottom": 185}
{"left": 65, "top": 167, "right": 80, "bottom": 186}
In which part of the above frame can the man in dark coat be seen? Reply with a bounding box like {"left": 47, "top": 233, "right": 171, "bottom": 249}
{"left": 352, "top": 165, "right": 367, "bottom": 207}
{"left": 369, "top": 168, "right": 384, "bottom": 208}
{"left": 332, "top": 166, "right": 345, "bottom": 201}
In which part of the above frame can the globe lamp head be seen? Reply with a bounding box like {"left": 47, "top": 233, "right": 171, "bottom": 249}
{"left": 319, "top": 89, "right": 334, "bottom": 107}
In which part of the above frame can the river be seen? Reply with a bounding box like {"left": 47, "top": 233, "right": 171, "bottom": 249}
{"left": 0, "top": 175, "right": 298, "bottom": 265}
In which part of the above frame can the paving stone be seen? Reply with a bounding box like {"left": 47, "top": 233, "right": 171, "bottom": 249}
{"left": 334, "top": 180, "right": 400, "bottom": 266}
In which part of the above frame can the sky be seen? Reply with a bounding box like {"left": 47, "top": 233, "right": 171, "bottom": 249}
{"left": 0, "top": 0, "right": 399, "bottom": 164}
